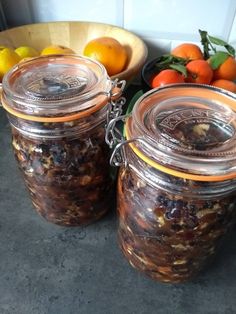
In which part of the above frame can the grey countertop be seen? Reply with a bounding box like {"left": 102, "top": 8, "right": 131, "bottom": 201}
{"left": 1, "top": 86, "right": 236, "bottom": 314}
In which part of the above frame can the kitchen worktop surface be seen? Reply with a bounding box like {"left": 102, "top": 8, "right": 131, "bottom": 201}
{"left": 1, "top": 85, "right": 236, "bottom": 314}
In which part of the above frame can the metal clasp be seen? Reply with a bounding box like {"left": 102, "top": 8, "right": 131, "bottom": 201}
{"left": 107, "top": 79, "right": 126, "bottom": 122}
{"left": 109, "top": 136, "right": 151, "bottom": 167}
{"left": 109, "top": 138, "right": 139, "bottom": 167}
{"left": 105, "top": 114, "right": 127, "bottom": 148}
{"left": 105, "top": 113, "right": 142, "bottom": 167}
{"left": 105, "top": 79, "right": 144, "bottom": 167}
{"left": 105, "top": 79, "right": 127, "bottom": 148}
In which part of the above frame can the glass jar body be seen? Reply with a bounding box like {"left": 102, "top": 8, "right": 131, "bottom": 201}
{"left": 9, "top": 108, "right": 113, "bottom": 226}
{"left": 117, "top": 147, "right": 236, "bottom": 283}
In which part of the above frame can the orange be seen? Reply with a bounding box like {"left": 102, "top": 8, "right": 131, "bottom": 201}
{"left": 151, "top": 69, "right": 185, "bottom": 88}
{"left": 211, "top": 79, "right": 236, "bottom": 93}
{"left": 213, "top": 56, "right": 236, "bottom": 81}
{"left": 171, "top": 43, "right": 204, "bottom": 60}
{"left": 41, "top": 45, "right": 75, "bottom": 55}
{"left": 83, "top": 37, "right": 127, "bottom": 76}
{"left": 186, "top": 59, "right": 213, "bottom": 84}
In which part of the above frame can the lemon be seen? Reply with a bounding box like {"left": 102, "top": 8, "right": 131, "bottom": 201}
{"left": 0, "top": 47, "right": 21, "bottom": 81}
{"left": 15, "top": 46, "right": 39, "bottom": 59}
{"left": 41, "top": 45, "right": 75, "bottom": 56}
{"left": 19, "top": 57, "right": 34, "bottom": 64}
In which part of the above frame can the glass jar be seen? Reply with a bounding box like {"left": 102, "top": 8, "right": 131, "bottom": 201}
{"left": 107, "top": 84, "right": 236, "bottom": 283}
{"left": 2, "top": 55, "right": 125, "bottom": 226}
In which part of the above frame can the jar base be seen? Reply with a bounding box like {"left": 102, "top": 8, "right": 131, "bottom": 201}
{"left": 33, "top": 203, "right": 111, "bottom": 227}
{"left": 118, "top": 234, "right": 199, "bottom": 284}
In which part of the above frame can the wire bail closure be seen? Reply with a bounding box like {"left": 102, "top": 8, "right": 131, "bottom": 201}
{"left": 107, "top": 79, "right": 126, "bottom": 122}
{"left": 105, "top": 83, "right": 138, "bottom": 167}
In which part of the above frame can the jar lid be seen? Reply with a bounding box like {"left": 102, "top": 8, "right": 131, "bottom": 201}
{"left": 1, "top": 55, "right": 112, "bottom": 121}
{"left": 125, "top": 84, "right": 236, "bottom": 181}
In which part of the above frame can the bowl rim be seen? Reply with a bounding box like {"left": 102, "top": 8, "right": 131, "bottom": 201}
{"left": 0, "top": 20, "right": 148, "bottom": 81}
{"left": 141, "top": 56, "right": 162, "bottom": 91}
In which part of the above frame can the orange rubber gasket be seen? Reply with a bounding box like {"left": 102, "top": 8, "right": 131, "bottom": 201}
{"left": 1, "top": 87, "right": 122, "bottom": 123}
{"left": 124, "top": 120, "right": 236, "bottom": 183}
{"left": 1, "top": 95, "right": 108, "bottom": 122}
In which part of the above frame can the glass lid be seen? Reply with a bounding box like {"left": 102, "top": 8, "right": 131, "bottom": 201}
{"left": 126, "top": 84, "right": 236, "bottom": 177}
{"left": 2, "top": 54, "right": 111, "bottom": 116}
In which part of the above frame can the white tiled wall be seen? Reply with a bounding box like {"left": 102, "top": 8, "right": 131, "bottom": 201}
{"left": 2, "top": 0, "right": 236, "bottom": 60}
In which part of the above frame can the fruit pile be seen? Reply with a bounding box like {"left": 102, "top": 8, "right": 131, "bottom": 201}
{"left": 150, "top": 30, "right": 236, "bottom": 93}
{"left": 0, "top": 37, "right": 128, "bottom": 83}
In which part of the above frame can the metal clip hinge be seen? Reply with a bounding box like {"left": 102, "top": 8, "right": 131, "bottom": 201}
{"left": 105, "top": 114, "right": 127, "bottom": 148}
{"left": 109, "top": 138, "right": 140, "bottom": 167}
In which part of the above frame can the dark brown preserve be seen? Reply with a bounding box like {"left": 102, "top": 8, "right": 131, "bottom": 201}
{"left": 113, "top": 85, "right": 236, "bottom": 283}
{"left": 2, "top": 55, "right": 121, "bottom": 226}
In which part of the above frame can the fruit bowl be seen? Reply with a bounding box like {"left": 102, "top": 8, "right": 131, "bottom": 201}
{"left": 0, "top": 21, "right": 148, "bottom": 84}
{"left": 141, "top": 54, "right": 187, "bottom": 92}
{"left": 141, "top": 56, "right": 161, "bottom": 92}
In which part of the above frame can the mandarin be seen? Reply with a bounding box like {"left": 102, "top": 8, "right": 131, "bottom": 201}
{"left": 211, "top": 79, "right": 236, "bottom": 93}
{"left": 186, "top": 59, "right": 213, "bottom": 84}
{"left": 83, "top": 37, "right": 127, "bottom": 76}
{"left": 151, "top": 69, "right": 185, "bottom": 88}
{"left": 213, "top": 56, "right": 236, "bottom": 81}
{"left": 171, "top": 43, "right": 204, "bottom": 60}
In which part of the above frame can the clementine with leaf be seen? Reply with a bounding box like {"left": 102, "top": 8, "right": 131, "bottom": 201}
{"left": 83, "top": 37, "right": 127, "bottom": 76}
{"left": 171, "top": 43, "right": 204, "bottom": 60}
{"left": 212, "top": 55, "right": 236, "bottom": 81}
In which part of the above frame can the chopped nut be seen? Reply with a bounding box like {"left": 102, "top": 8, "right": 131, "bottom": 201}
{"left": 171, "top": 243, "right": 187, "bottom": 250}
{"left": 196, "top": 208, "right": 215, "bottom": 219}
{"left": 173, "top": 259, "right": 187, "bottom": 265}
{"left": 193, "top": 123, "right": 210, "bottom": 136}
{"left": 79, "top": 175, "right": 92, "bottom": 186}
{"left": 12, "top": 139, "right": 20, "bottom": 150}
{"left": 157, "top": 266, "right": 172, "bottom": 274}
{"left": 157, "top": 215, "right": 165, "bottom": 227}
{"left": 137, "top": 179, "right": 146, "bottom": 188}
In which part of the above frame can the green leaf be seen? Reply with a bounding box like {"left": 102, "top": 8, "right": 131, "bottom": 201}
{"left": 208, "top": 51, "right": 229, "bottom": 70}
{"left": 199, "top": 29, "right": 211, "bottom": 59}
{"left": 224, "top": 44, "right": 235, "bottom": 57}
{"left": 208, "top": 35, "right": 235, "bottom": 57}
{"left": 199, "top": 29, "right": 236, "bottom": 58}
{"left": 169, "top": 64, "right": 187, "bottom": 77}
{"left": 208, "top": 35, "right": 228, "bottom": 46}
{"left": 154, "top": 54, "right": 188, "bottom": 73}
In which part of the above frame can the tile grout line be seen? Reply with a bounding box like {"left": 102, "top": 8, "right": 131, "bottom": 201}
{"left": 121, "top": 0, "right": 125, "bottom": 28}
{"left": 227, "top": 1, "right": 236, "bottom": 42}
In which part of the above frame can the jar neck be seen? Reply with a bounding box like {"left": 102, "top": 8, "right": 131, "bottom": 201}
{"left": 8, "top": 104, "right": 108, "bottom": 139}
{"left": 125, "top": 145, "right": 236, "bottom": 198}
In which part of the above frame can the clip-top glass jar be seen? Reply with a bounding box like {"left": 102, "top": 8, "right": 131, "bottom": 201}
{"left": 107, "top": 84, "right": 236, "bottom": 283}
{"left": 2, "top": 55, "right": 125, "bottom": 226}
